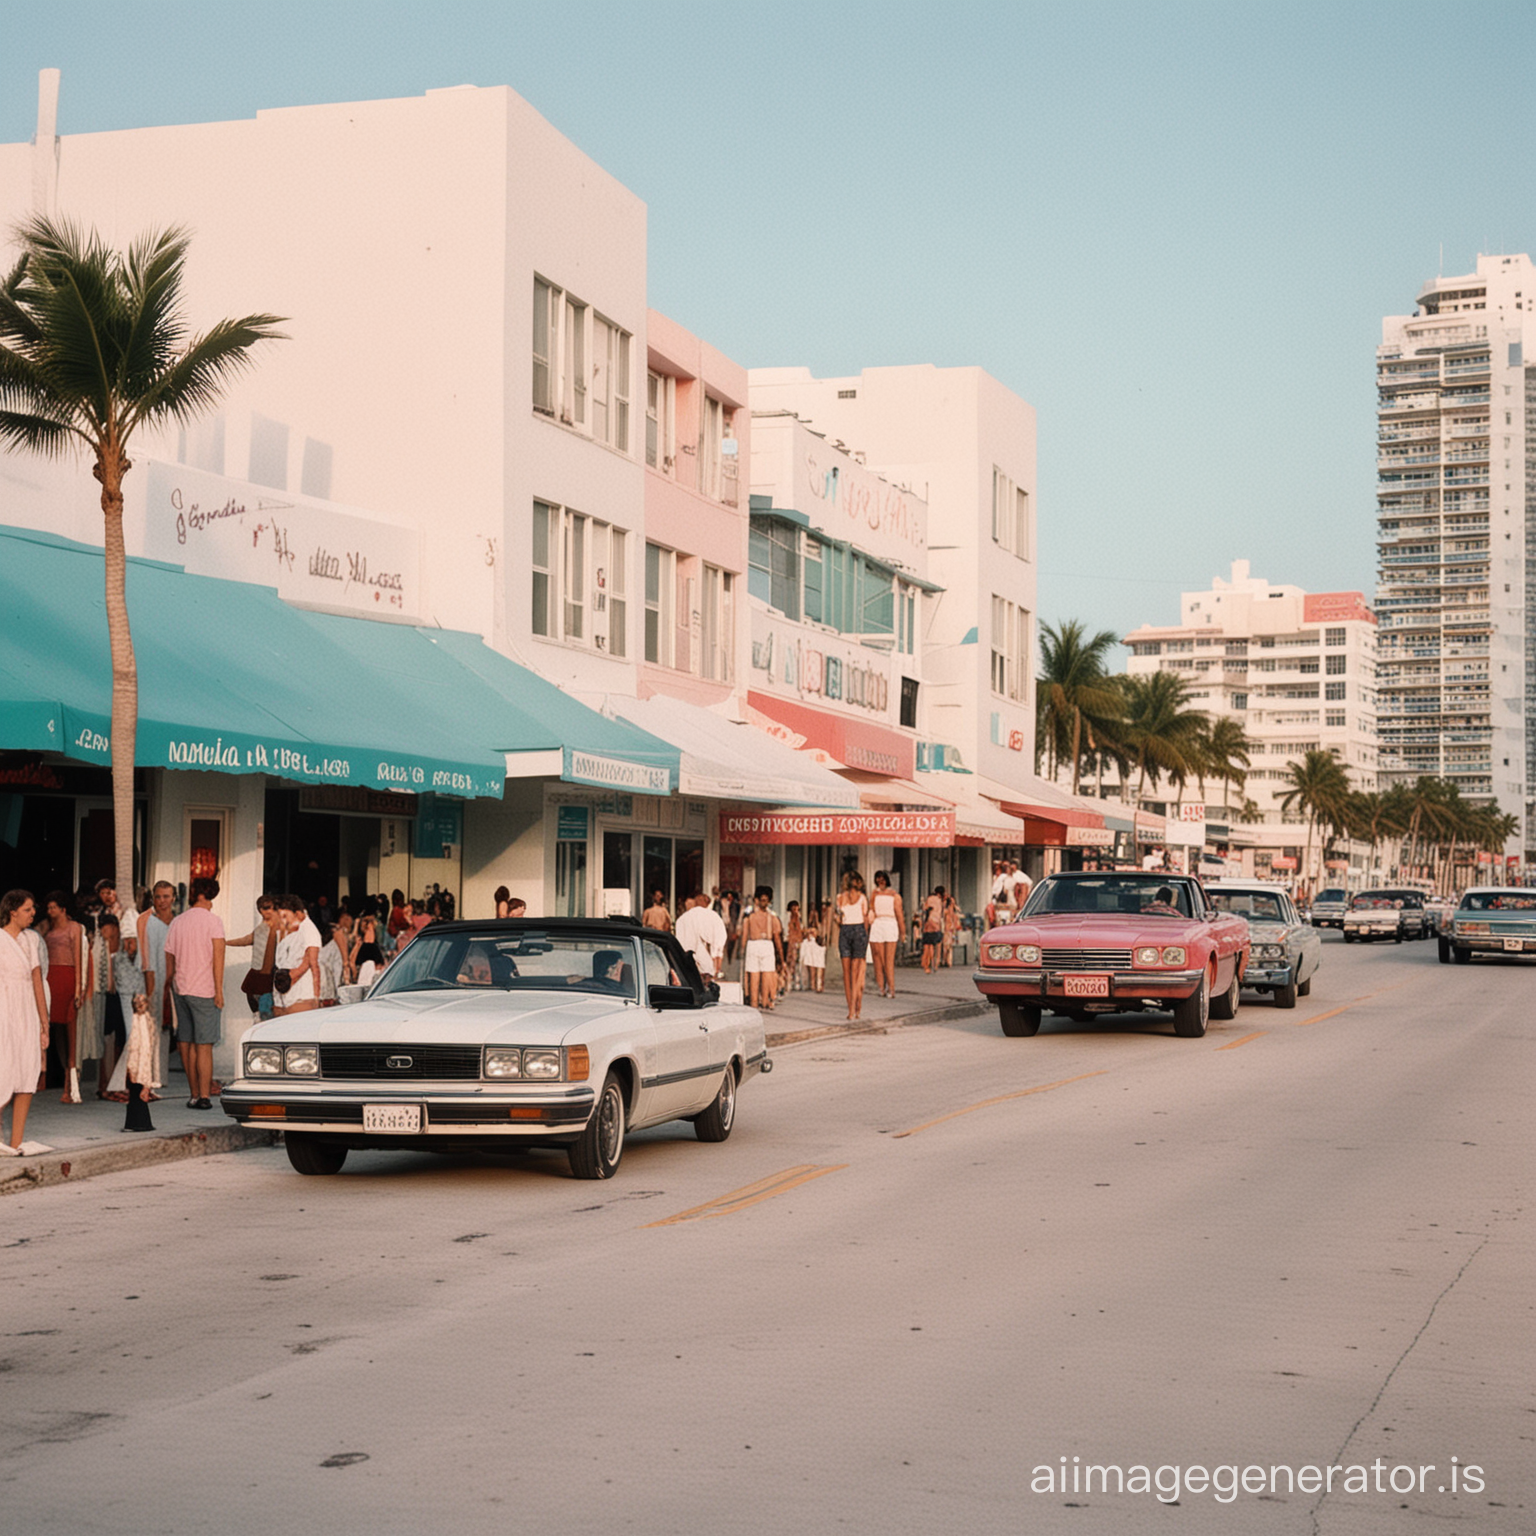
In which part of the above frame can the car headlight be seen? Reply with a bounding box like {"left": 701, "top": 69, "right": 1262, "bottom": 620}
{"left": 1254, "top": 944, "right": 1285, "bottom": 961}
{"left": 1160, "top": 946, "right": 1186, "bottom": 966}
{"left": 1014, "top": 944, "right": 1040, "bottom": 964}
{"left": 284, "top": 1045, "right": 320, "bottom": 1076}
{"left": 1458, "top": 922, "right": 1488, "bottom": 935}
{"left": 245, "top": 1044, "right": 284, "bottom": 1076}
{"left": 985, "top": 943, "right": 1015, "bottom": 961}
{"left": 1134, "top": 946, "right": 1160, "bottom": 967}
{"left": 484, "top": 1048, "right": 523, "bottom": 1079}
{"left": 522, "top": 1050, "right": 562, "bottom": 1080}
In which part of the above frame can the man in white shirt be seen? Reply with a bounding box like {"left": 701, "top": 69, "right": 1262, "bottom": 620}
{"left": 1010, "top": 861, "right": 1033, "bottom": 913}
{"left": 674, "top": 891, "right": 727, "bottom": 983}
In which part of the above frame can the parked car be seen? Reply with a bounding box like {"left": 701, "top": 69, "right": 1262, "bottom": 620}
{"left": 1438, "top": 887, "right": 1536, "bottom": 964}
{"left": 1204, "top": 881, "right": 1321, "bottom": 1009}
{"left": 1424, "top": 894, "right": 1454, "bottom": 935}
{"left": 221, "top": 917, "right": 771, "bottom": 1179}
{"left": 1309, "top": 887, "right": 1350, "bottom": 929}
{"left": 1342, "top": 890, "right": 1429, "bottom": 943}
{"left": 972, "top": 871, "right": 1251, "bottom": 1040}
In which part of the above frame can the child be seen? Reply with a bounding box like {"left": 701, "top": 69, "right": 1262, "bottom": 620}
{"left": 123, "top": 992, "right": 160, "bottom": 1133}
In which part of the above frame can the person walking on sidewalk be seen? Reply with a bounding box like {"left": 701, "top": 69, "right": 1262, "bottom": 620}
{"left": 136, "top": 882, "right": 176, "bottom": 1085}
{"left": 741, "top": 887, "right": 784, "bottom": 1011}
{"left": 162, "top": 878, "right": 226, "bottom": 1111}
{"left": 0, "top": 891, "right": 52, "bottom": 1156}
{"left": 920, "top": 886, "right": 947, "bottom": 973}
{"left": 867, "top": 872, "right": 905, "bottom": 1000}
{"left": 675, "top": 892, "right": 727, "bottom": 986}
{"left": 41, "top": 891, "right": 86, "bottom": 1102}
{"left": 835, "top": 871, "right": 871, "bottom": 1022}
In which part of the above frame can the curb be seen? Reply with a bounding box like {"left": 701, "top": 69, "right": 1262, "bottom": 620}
{"left": 0, "top": 1123, "right": 281, "bottom": 1199}
{"left": 768, "top": 1000, "right": 985, "bottom": 1049}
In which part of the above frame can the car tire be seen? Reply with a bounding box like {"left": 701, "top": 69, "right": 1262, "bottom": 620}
{"left": 998, "top": 1000, "right": 1041, "bottom": 1037}
{"left": 285, "top": 1133, "right": 347, "bottom": 1176}
{"left": 1172, "top": 970, "right": 1209, "bottom": 1038}
{"left": 1453, "top": 945, "right": 1471, "bottom": 966}
{"left": 693, "top": 1067, "right": 737, "bottom": 1143}
{"left": 1210, "top": 964, "right": 1240, "bottom": 1020}
{"left": 1273, "top": 982, "right": 1297, "bottom": 1009}
{"left": 1438, "top": 937, "right": 1451, "bottom": 964}
{"left": 569, "top": 1073, "right": 626, "bottom": 1179}
{"left": 1343, "top": 932, "right": 1355, "bottom": 943}
{"left": 1394, "top": 929, "right": 1403, "bottom": 943}
{"left": 1298, "top": 975, "right": 1312, "bottom": 997}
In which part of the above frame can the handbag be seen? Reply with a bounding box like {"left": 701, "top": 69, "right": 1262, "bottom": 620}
{"left": 241, "top": 924, "right": 279, "bottom": 1007}
{"left": 273, "top": 968, "right": 293, "bottom": 995}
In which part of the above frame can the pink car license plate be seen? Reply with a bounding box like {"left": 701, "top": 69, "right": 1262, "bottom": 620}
{"left": 1062, "top": 974, "right": 1110, "bottom": 998}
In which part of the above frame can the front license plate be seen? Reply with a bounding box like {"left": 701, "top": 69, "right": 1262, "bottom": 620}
{"left": 363, "top": 1104, "right": 422, "bottom": 1134}
{"left": 1504, "top": 938, "right": 1525, "bottom": 952}
{"left": 1062, "top": 974, "right": 1110, "bottom": 998}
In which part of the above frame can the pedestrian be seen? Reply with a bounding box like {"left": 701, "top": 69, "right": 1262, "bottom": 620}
{"left": 800, "top": 902, "right": 829, "bottom": 993}
{"left": 718, "top": 890, "right": 741, "bottom": 967}
{"left": 92, "top": 913, "right": 127, "bottom": 1098}
{"left": 675, "top": 892, "right": 727, "bottom": 986}
{"left": 136, "top": 881, "right": 176, "bottom": 1083}
{"left": 41, "top": 891, "right": 87, "bottom": 1103}
{"left": 920, "top": 886, "right": 946, "bottom": 973}
{"left": 162, "top": 877, "right": 225, "bottom": 1110}
{"left": 642, "top": 889, "right": 673, "bottom": 933}
{"left": 494, "top": 885, "right": 513, "bottom": 918}
{"left": 317, "top": 920, "right": 346, "bottom": 1004}
{"left": 1010, "top": 860, "right": 1033, "bottom": 914}
{"left": 387, "top": 888, "right": 409, "bottom": 943}
{"left": 941, "top": 889, "right": 962, "bottom": 968}
{"left": 867, "top": 871, "right": 905, "bottom": 1000}
{"left": 122, "top": 991, "right": 160, "bottom": 1133}
{"left": 782, "top": 900, "right": 804, "bottom": 991}
{"left": 226, "top": 894, "right": 280, "bottom": 1019}
{"left": 0, "top": 890, "right": 51, "bottom": 1156}
{"left": 835, "top": 871, "right": 871, "bottom": 1021}
{"left": 740, "top": 886, "right": 783, "bottom": 1010}
{"left": 349, "top": 913, "right": 386, "bottom": 985}
{"left": 273, "top": 895, "right": 323, "bottom": 1014}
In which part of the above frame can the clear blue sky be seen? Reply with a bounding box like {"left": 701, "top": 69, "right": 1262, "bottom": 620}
{"left": 7, "top": 1, "right": 1534, "bottom": 642}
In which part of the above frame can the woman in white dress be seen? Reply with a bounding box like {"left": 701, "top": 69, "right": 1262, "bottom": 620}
{"left": 867, "top": 871, "right": 906, "bottom": 1001}
{"left": 273, "top": 896, "right": 322, "bottom": 1015}
{"left": 1, "top": 891, "right": 51, "bottom": 1155}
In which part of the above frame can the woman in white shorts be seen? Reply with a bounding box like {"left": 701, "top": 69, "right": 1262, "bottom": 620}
{"left": 740, "top": 886, "right": 783, "bottom": 1010}
{"left": 867, "top": 870, "right": 905, "bottom": 1000}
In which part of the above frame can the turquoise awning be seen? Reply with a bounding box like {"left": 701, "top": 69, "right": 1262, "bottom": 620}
{"left": 0, "top": 527, "right": 679, "bottom": 798}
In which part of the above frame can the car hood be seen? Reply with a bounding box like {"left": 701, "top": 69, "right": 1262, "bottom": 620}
{"left": 992, "top": 915, "right": 1215, "bottom": 945}
{"left": 1245, "top": 921, "right": 1297, "bottom": 941}
{"left": 247, "top": 989, "right": 631, "bottom": 1046}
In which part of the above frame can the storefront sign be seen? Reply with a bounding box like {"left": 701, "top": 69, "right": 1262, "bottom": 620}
{"left": 721, "top": 810, "right": 955, "bottom": 847}
{"left": 563, "top": 748, "right": 673, "bottom": 796}
{"left": 557, "top": 806, "right": 590, "bottom": 841}
{"left": 1270, "top": 856, "right": 1298, "bottom": 870}
{"left": 300, "top": 785, "right": 420, "bottom": 819}
{"left": 413, "top": 794, "right": 463, "bottom": 859}
{"left": 750, "top": 613, "right": 894, "bottom": 720}
{"left": 144, "top": 461, "right": 423, "bottom": 622}
{"left": 1065, "top": 826, "right": 1115, "bottom": 848}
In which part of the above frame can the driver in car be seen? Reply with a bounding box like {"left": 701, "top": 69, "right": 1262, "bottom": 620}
{"left": 1140, "top": 886, "right": 1183, "bottom": 917}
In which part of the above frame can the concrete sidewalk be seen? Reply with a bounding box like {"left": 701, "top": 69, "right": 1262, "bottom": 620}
{"left": 1, "top": 957, "right": 986, "bottom": 1197}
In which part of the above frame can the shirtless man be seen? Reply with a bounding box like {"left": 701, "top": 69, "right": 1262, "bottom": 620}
{"left": 641, "top": 890, "right": 673, "bottom": 933}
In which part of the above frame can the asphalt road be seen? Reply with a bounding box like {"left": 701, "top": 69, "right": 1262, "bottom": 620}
{"left": 1, "top": 933, "right": 1529, "bottom": 1535}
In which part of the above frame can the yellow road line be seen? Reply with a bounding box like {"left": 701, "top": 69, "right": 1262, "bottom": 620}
{"left": 645, "top": 1163, "right": 847, "bottom": 1226}
{"left": 1294, "top": 977, "right": 1413, "bottom": 1026}
{"left": 891, "top": 1070, "right": 1107, "bottom": 1139}
{"left": 1216, "top": 1031, "right": 1265, "bottom": 1051}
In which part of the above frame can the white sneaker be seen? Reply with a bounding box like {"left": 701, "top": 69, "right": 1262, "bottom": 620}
{"left": 16, "top": 1141, "right": 53, "bottom": 1157}
{"left": 0, "top": 1144, "right": 18, "bottom": 1156}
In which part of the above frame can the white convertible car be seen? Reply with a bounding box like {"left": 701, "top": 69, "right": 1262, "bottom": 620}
{"left": 221, "top": 917, "right": 771, "bottom": 1179}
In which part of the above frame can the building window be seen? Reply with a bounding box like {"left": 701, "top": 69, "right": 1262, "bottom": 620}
{"left": 1232, "top": 693, "right": 1247, "bottom": 710}
{"left": 1325, "top": 627, "right": 1347, "bottom": 647}
{"left": 748, "top": 519, "right": 801, "bottom": 621}
{"left": 1325, "top": 654, "right": 1347, "bottom": 675}
{"left": 699, "top": 396, "right": 725, "bottom": 499}
{"left": 591, "top": 317, "right": 631, "bottom": 451}
{"left": 645, "top": 373, "right": 660, "bottom": 467}
{"left": 1325, "top": 682, "right": 1346, "bottom": 701}
{"left": 1325, "top": 710, "right": 1346, "bottom": 727}
{"left": 701, "top": 565, "right": 734, "bottom": 683}
{"left": 532, "top": 501, "right": 628, "bottom": 653}
{"left": 990, "top": 596, "right": 1030, "bottom": 701}
{"left": 803, "top": 537, "right": 824, "bottom": 625}
{"left": 900, "top": 676, "right": 919, "bottom": 729}
{"left": 991, "top": 468, "right": 1031, "bottom": 557}
{"left": 532, "top": 276, "right": 629, "bottom": 452}
{"left": 645, "top": 543, "right": 675, "bottom": 666}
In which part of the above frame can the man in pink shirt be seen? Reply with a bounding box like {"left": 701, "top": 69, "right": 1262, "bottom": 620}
{"left": 163, "top": 878, "right": 226, "bottom": 1110}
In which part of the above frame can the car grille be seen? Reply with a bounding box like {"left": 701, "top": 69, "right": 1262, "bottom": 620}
{"left": 318, "top": 1044, "right": 483, "bottom": 1080}
{"left": 1042, "top": 948, "right": 1134, "bottom": 970}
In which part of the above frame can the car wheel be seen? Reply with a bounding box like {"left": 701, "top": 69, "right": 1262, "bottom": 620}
{"left": 693, "top": 1067, "right": 737, "bottom": 1143}
{"left": 1298, "top": 975, "right": 1312, "bottom": 997}
{"left": 1453, "top": 945, "right": 1471, "bottom": 966}
{"left": 285, "top": 1133, "right": 347, "bottom": 1176}
{"left": 1394, "top": 929, "right": 1403, "bottom": 943}
{"left": 569, "top": 1073, "right": 626, "bottom": 1179}
{"left": 998, "top": 1000, "right": 1041, "bottom": 1037}
{"left": 1273, "top": 982, "right": 1297, "bottom": 1009}
{"left": 1438, "top": 937, "right": 1451, "bottom": 964}
{"left": 1343, "top": 932, "right": 1355, "bottom": 943}
{"left": 1172, "top": 969, "right": 1209, "bottom": 1038}
{"left": 1210, "top": 964, "right": 1240, "bottom": 1020}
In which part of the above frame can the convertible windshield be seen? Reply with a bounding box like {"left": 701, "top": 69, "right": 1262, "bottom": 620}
{"left": 1462, "top": 891, "right": 1536, "bottom": 911}
{"left": 1207, "top": 890, "right": 1286, "bottom": 921}
{"left": 1025, "top": 877, "right": 1192, "bottom": 919}
{"left": 371, "top": 933, "right": 639, "bottom": 1000}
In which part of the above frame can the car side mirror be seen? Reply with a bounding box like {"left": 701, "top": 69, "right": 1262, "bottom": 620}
{"left": 648, "top": 984, "right": 698, "bottom": 1011}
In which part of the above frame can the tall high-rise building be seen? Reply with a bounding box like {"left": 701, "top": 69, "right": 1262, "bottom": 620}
{"left": 1374, "top": 254, "right": 1535, "bottom": 858}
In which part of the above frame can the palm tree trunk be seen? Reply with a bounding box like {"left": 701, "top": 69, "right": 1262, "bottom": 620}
{"left": 1070, "top": 709, "right": 1083, "bottom": 796}
{"left": 97, "top": 440, "right": 138, "bottom": 900}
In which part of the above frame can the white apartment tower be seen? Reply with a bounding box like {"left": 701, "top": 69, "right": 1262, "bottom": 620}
{"left": 1374, "top": 254, "right": 1535, "bottom": 857}
{"left": 1124, "top": 562, "right": 1378, "bottom": 880}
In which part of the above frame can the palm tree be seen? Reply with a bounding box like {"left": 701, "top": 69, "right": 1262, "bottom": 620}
{"left": 1345, "top": 786, "right": 1410, "bottom": 877}
{"left": 1035, "top": 620, "right": 1124, "bottom": 794}
{"left": 1279, "top": 749, "right": 1352, "bottom": 894}
{"left": 1114, "top": 670, "right": 1208, "bottom": 801}
{"left": 1194, "top": 715, "right": 1252, "bottom": 816}
{"left": 0, "top": 216, "right": 284, "bottom": 896}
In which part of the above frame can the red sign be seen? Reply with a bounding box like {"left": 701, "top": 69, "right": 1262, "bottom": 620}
{"left": 1303, "top": 592, "right": 1375, "bottom": 625}
{"left": 1270, "top": 856, "right": 1298, "bottom": 870}
{"left": 747, "top": 691, "right": 915, "bottom": 779}
{"left": 721, "top": 811, "right": 956, "bottom": 847}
